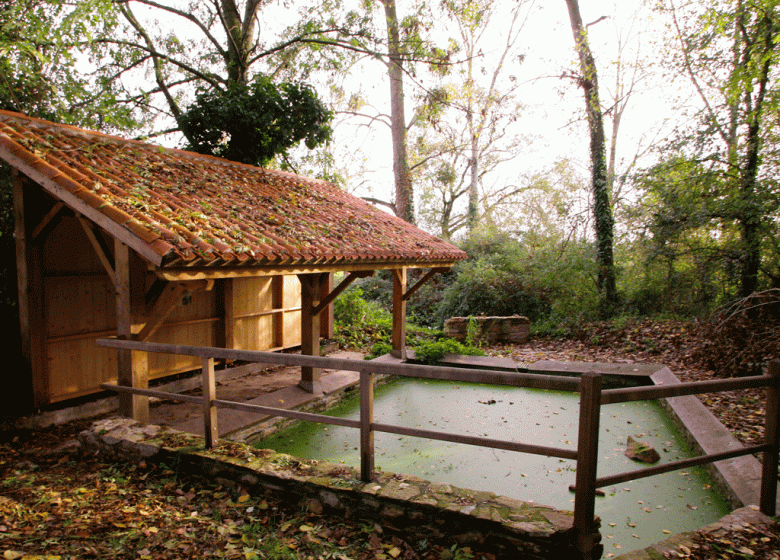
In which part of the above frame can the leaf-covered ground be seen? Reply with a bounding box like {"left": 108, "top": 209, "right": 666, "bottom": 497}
{"left": 1, "top": 319, "right": 778, "bottom": 560}
{"left": 0, "top": 421, "right": 480, "bottom": 560}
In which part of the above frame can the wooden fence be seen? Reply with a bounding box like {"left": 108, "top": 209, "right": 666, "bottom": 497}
{"left": 97, "top": 338, "right": 780, "bottom": 560}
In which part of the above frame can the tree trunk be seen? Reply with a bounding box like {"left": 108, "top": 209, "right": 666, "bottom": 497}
{"left": 467, "top": 108, "right": 479, "bottom": 230}
{"left": 380, "top": 0, "right": 414, "bottom": 224}
{"left": 564, "top": 0, "right": 617, "bottom": 315}
{"left": 736, "top": 6, "right": 772, "bottom": 297}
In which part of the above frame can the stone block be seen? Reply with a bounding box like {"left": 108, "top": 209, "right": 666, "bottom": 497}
{"left": 444, "top": 316, "right": 531, "bottom": 344}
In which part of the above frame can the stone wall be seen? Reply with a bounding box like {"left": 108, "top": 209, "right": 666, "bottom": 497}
{"left": 80, "top": 417, "right": 595, "bottom": 559}
{"left": 444, "top": 316, "right": 531, "bottom": 345}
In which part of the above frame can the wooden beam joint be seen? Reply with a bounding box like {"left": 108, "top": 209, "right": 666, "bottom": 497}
{"left": 402, "top": 267, "right": 450, "bottom": 301}
{"left": 311, "top": 270, "right": 374, "bottom": 316}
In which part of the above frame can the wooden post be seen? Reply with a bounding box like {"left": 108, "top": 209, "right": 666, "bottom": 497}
{"left": 573, "top": 372, "right": 603, "bottom": 560}
{"left": 12, "top": 172, "right": 47, "bottom": 409}
{"left": 320, "top": 272, "right": 335, "bottom": 340}
{"left": 115, "top": 240, "right": 149, "bottom": 422}
{"left": 360, "top": 368, "right": 375, "bottom": 481}
{"left": 299, "top": 273, "right": 324, "bottom": 393}
{"left": 273, "top": 276, "right": 285, "bottom": 348}
{"left": 392, "top": 268, "right": 407, "bottom": 359}
{"left": 761, "top": 360, "right": 780, "bottom": 516}
{"left": 202, "top": 357, "right": 218, "bottom": 448}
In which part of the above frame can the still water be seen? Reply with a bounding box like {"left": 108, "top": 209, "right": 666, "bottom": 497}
{"left": 257, "top": 377, "right": 729, "bottom": 556}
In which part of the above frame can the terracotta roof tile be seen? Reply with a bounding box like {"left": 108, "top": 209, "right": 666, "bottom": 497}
{"left": 0, "top": 111, "right": 466, "bottom": 270}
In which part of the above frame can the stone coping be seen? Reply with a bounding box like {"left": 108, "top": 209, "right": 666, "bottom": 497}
{"left": 613, "top": 505, "right": 776, "bottom": 560}
{"left": 79, "top": 417, "right": 589, "bottom": 559}
{"left": 650, "top": 367, "right": 780, "bottom": 513}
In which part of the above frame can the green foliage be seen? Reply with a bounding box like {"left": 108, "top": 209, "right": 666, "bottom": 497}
{"left": 333, "top": 287, "right": 393, "bottom": 349}
{"left": 178, "top": 76, "right": 333, "bottom": 167}
{"left": 0, "top": 0, "right": 135, "bottom": 129}
{"left": 412, "top": 338, "right": 483, "bottom": 365}
{"left": 465, "top": 315, "right": 481, "bottom": 347}
{"left": 365, "top": 341, "right": 393, "bottom": 360}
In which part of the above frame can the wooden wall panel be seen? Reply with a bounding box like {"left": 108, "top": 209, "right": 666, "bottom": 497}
{"left": 43, "top": 216, "right": 107, "bottom": 276}
{"left": 233, "top": 315, "right": 275, "bottom": 351}
{"left": 147, "top": 321, "right": 218, "bottom": 379}
{"left": 48, "top": 340, "right": 117, "bottom": 402}
{"left": 45, "top": 276, "right": 115, "bottom": 338}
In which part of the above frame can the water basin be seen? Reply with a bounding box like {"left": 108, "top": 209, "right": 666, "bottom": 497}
{"left": 256, "top": 376, "right": 729, "bottom": 555}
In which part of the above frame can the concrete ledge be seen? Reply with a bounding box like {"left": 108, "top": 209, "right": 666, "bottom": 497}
{"left": 651, "top": 367, "right": 779, "bottom": 512}
{"left": 79, "top": 417, "right": 592, "bottom": 560}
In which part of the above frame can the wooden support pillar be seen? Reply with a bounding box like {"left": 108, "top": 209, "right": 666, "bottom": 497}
{"left": 299, "top": 272, "right": 325, "bottom": 394}
{"left": 320, "top": 272, "right": 334, "bottom": 340}
{"left": 13, "top": 172, "right": 46, "bottom": 410}
{"left": 115, "top": 240, "right": 149, "bottom": 422}
{"left": 392, "top": 268, "right": 407, "bottom": 359}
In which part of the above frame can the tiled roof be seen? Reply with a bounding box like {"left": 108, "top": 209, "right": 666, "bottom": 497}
{"left": 0, "top": 111, "right": 466, "bottom": 270}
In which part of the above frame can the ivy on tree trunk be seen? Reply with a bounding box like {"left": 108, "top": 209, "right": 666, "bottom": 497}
{"left": 564, "top": 0, "right": 618, "bottom": 316}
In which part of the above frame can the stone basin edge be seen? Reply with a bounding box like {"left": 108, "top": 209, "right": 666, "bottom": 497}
{"left": 78, "top": 416, "right": 590, "bottom": 560}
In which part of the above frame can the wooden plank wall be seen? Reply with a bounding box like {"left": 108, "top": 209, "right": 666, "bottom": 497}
{"left": 40, "top": 215, "right": 304, "bottom": 403}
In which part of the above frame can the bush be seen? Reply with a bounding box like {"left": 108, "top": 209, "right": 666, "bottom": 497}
{"left": 689, "top": 289, "right": 780, "bottom": 377}
{"left": 412, "top": 338, "right": 484, "bottom": 365}
{"left": 333, "top": 287, "right": 393, "bottom": 349}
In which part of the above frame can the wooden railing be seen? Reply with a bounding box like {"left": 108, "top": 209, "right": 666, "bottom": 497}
{"left": 97, "top": 338, "right": 780, "bottom": 560}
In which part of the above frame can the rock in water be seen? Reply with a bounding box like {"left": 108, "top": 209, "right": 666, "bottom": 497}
{"left": 624, "top": 435, "right": 661, "bottom": 464}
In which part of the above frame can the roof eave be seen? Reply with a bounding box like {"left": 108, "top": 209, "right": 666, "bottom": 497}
{"left": 0, "top": 135, "right": 167, "bottom": 267}
{"left": 153, "top": 258, "right": 463, "bottom": 281}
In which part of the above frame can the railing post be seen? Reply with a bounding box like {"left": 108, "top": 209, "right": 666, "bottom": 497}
{"left": 574, "top": 372, "right": 603, "bottom": 560}
{"left": 360, "top": 368, "right": 375, "bottom": 482}
{"left": 761, "top": 360, "right": 780, "bottom": 516}
{"left": 202, "top": 357, "right": 218, "bottom": 449}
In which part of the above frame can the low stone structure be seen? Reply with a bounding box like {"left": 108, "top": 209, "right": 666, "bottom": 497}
{"left": 79, "top": 417, "right": 591, "bottom": 559}
{"left": 444, "top": 315, "right": 531, "bottom": 344}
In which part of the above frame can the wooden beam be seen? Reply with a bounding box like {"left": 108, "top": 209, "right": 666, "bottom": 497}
{"left": 392, "top": 268, "right": 407, "bottom": 360}
{"left": 115, "top": 240, "right": 149, "bottom": 423}
{"left": 312, "top": 270, "right": 374, "bottom": 316}
{"left": 77, "top": 215, "right": 116, "bottom": 286}
{"left": 136, "top": 279, "right": 214, "bottom": 342}
{"left": 402, "top": 267, "right": 450, "bottom": 301}
{"left": 272, "top": 276, "right": 284, "bottom": 348}
{"left": 154, "top": 260, "right": 462, "bottom": 281}
{"left": 13, "top": 172, "right": 47, "bottom": 409}
{"left": 0, "top": 149, "right": 165, "bottom": 266}
{"left": 31, "top": 201, "right": 66, "bottom": 242}
{"left": 298, "top": 272, "right": 325, "bottom": 394}
{"left": 319, "top": 273, "right": 335, "bottom": 339}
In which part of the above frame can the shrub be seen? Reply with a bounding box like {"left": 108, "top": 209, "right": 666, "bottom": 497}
{"left": 413, "top": 338, "right": 484, "bottom": 365}
{"left": 689, "top": 289, "right": 780, "bottom": 377}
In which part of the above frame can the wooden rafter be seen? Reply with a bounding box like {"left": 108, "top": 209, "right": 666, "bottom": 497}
{"left": 136, "top": 279, "right": 214, "bottom": 342}
{"left": 402, "top": 267, "right": 450, "bottom": 302}
{"left": 77, "top": 215, "right": 116, "bottom": 286}
{"left": 31, "top": 201, "right": 66, "bottom": 242}
{"left": 311, "top": 270, "right": 374, "bottom": 316}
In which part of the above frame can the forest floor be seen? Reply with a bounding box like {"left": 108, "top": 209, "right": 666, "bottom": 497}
{"left": 0, "top": 319, "right": 778, "bottom": 559}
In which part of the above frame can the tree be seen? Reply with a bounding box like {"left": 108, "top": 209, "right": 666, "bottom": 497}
{"left": 413, "top": 0, "right": 532, "bottom": 239}
{"left": 178, "top": 77, "right": 332, "bottom": 167}
{"left": 380, "top": 0, "right": 415, "bottom": 223}
{"left": 96, "top": 0, "right": 368, "bottom": 162}
{"left": 651, "top": 0, "right": 780, "bottom": 297}
{"left": 564, "top": 0, "right": 619, "bottom": 316}
{"left": 0, "top": 0, "right": 134, "bottom": 129}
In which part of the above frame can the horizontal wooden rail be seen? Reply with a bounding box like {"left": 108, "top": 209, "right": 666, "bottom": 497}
{"left": 97, "top": 338, "right": 581, "bottom": 392}
{"left": 372, "top": 422, "right": 578, "bottom": 460}
{"left": 213, "top": 399, "right": 361, "bottom": 429}
{"left": 595, "top": 443, "right": 772, "bottom": 488}
{"left": 98, "top": 338, "right": 780, "bottom": 560}
{"left": 601, "top": 374, "right": 772, "bottom": 405}
{"left": 101, "top": 383, "right": 204, "bottom": 404}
